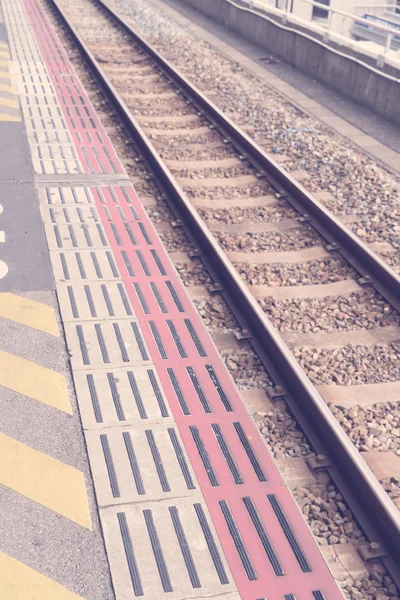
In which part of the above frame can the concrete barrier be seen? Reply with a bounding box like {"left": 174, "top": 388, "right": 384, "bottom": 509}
{"left": 174, "top": 0, "right": 400, "bottom": 126}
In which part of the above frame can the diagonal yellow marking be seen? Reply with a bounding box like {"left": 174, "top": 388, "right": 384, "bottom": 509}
{"left": 0, "top": 293, "right": 59, "bottom": 335}
{"left": 0, "top": 552, "right": 85, "bottom": 599}
{"left": 0, "top": 52, "right": 10, "bottom": 59}
{"left": 0, "top": 96, "right": 18, "bottom": 109}
{"left": 0, "top": 71, "right": 12, "bottom": 79}
{"left": 0, "top": 433, "right": 92, "bottom": 529}
{"left": 0, "top": 42, "right": 8, "bottom": 48}
{"left": 0, "top": 83, "right": 15, "bottom": 93}
{"left": 0, "top": 61, "right": 10, "bottom": 67}
{"left": 0, "top": 113, "right": 20, "bottom": 122}
{"left": 0, "top": 350, "right": 72, "bottom": 414}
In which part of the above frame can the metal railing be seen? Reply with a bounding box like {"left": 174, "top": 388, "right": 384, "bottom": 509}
{"left": 252, "top": 0, "right": 400, "bottom": 61}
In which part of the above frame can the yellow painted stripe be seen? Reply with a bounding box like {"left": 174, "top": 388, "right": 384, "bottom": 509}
{"left": 0, "top": 60, "right": 10, "bottom": 67}
{"left": 0, "top": 42, "right": 8, "bottom": 48}
{"left": 0, "top": 552, "right": 85, "bottom": 599}
{"left": 0, "top": 433, "right": 92, "bottom": 529}
{"left": 0, "top": 97, "right": 18, "bottom": 109}
{"left": 0, "top": 293, "right": 59, "bottom": 335}
{"left": 0, "top": 71, "right": 12, "bottom": 79}
{"left": 0, "top": 83, "right": 15, "bottom": 93}
{"left": 0, "top": 51, "right": 10, "bottom": 59}
{"left": 0, "top": 350, "right": 72, "bottom": 414}
{"left": 0, "top": 113, "right": 20, "bottom": 122}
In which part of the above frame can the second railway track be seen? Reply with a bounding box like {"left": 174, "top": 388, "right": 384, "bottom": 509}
{"left": 43, "top": 0, "right": 400, "bottom": 590}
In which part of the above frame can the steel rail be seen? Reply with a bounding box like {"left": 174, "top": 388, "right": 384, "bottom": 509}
{"left": 97, "top": 0, "right": 400, "bottom": 314}
{"left": 49, "top": 0, "right": 400, "bottom": 580}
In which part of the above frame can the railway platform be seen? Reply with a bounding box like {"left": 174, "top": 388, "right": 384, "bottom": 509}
{"left": 0, "top": 0, "right": 347, "bottom": 598}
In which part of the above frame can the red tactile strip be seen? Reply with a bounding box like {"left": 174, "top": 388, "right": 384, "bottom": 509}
{"left": 24, "top": 1, "right": 344, "bottom": 598}
{"left": 24, "top": 0, "right": 123, "bottom": 175}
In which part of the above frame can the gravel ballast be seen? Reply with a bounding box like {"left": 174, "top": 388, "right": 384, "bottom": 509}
{"left": 215, "top": 227, "right": 323, "bottom": 253}
{"left": 194, "top": 298, "right": 238, "bottom": 331}
{"left": 255, "top": 400, "right": 312, "bottom": 459}
{"left": 294, "top": 343, "right": 400, "bottom": 386}
{"left": 174, "top": 260, "right": 212, "bottom": 286}
{"left": 260, "top": 291, "right": 399, "bottom": 333}
{"left": 198, "top": 203, "right": 297, "bottom": 224}
{"left": 235, "top": 257, "right": 356, "bottom": 287}
{"left": 331, "top": 403, "right": 400, "bottom": 456}
{"left": 293, "top": 484, "right": 365, "bottom": 546}
{"left": 221, "top": 348, "right": 273, "bottom": 388}
{"left": 116, "top": 0, "right": 400, "bottom": 270}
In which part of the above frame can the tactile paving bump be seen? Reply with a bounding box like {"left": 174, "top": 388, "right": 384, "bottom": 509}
{"left": 50, "top": 249, "right": 120, "bottom": 283}
{"left": 73, "top": 366, "right": 173, "bottom": 428}
{"left": 41, "top": 205, "right": 100, "bottom": 225}
{"left": 57, "top": 281, "right": 135, "bottom": 321}
{"left": 64, "top": 319, "right": 151, "bottom": 370}
{"left": 45, "top": 222, "right": 109, "bottom": 250}
{"left": 39, "top": 186, "right": 94, "bottom": 206}
{"left": 86, "top": 423, "right": 198, "bottom": 504}
{"left": 101, "top": 499, "right": 239, "bottom": 600}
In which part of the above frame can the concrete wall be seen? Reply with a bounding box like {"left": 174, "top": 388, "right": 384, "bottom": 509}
{"left": 175, "top": 0, "right": 400, "bottom": 126}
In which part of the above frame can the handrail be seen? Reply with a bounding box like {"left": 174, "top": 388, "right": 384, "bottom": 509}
{"left": 257, "top": 0, "right": 400, "bottom": 35}
{"left": 251, "top": 0, "right": 400, "bottom": 59}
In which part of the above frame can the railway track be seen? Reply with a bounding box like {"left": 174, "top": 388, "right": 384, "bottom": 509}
{"left": 44, "top": 0, "right": 400, "bottom": 591}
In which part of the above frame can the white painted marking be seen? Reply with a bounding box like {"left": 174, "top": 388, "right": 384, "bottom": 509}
{"left": 0, "top": 204, "right": 3, "bottom": 214}
{"left": 0, "top": 260, "right": 8, "bottom": 279}
{"left": 0, "top": 232, "right": 4, "bottom": 242}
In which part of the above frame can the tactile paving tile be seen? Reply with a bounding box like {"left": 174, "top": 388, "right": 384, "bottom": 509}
{"left": 29, "top": 142, "right": 82, "bottom": 175}
{"left": 15, "top": 0, "right": 345, "bottom": 596}
{"left": 39, "top": 186, "right": 94, "bottom": 205}
{"left": 2, "top": 0, "right": 83, "bottom": 174}
{"left": 73, "top": 366, "right": 173, "bottom": 428}
{"left": 45, "top": 222, "right": 109, "bottom": 250}
{"left": 57, "top": 281, "right": 135, "bottom": 321}
{"left": 64, "top": 319, "right": 151, "bottom": 370}
{"left": 85, "top": 423, "right": 199, "bottom": 504}
{"left": 17, "top": 0, "right": 124, "bottom": 175}
{"left": 101, "top": 499, "right": 239, "bottom": 600}
{"left": 42, "top": 205, "right": 100, "bottom": 227}
{"left": 49, "top": 248, "right": 121, "bottom": 283}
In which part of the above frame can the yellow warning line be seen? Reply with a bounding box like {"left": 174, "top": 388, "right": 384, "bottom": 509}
{"left": 0, "top": 433, "right": 92, "bottom": 529}
{"left": 0, "top": 96, "right": 18, "bottom": 109}
{"left": 0, "top": 293, "right": 59, "bottom": 335}
{"left": 0, "top": 350, "right": 72, "bottom": 414}
{"left": 0, "top": 83, "right": 15, "bottom": 93}
{"left": 0, "top": 113, "right": 20, "bottom": 122}
{"left": 0, "top": 552, "right": 85, "bottom": 599}
{"left": 0, "top": 49, "right": 21, "bottom": 121}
